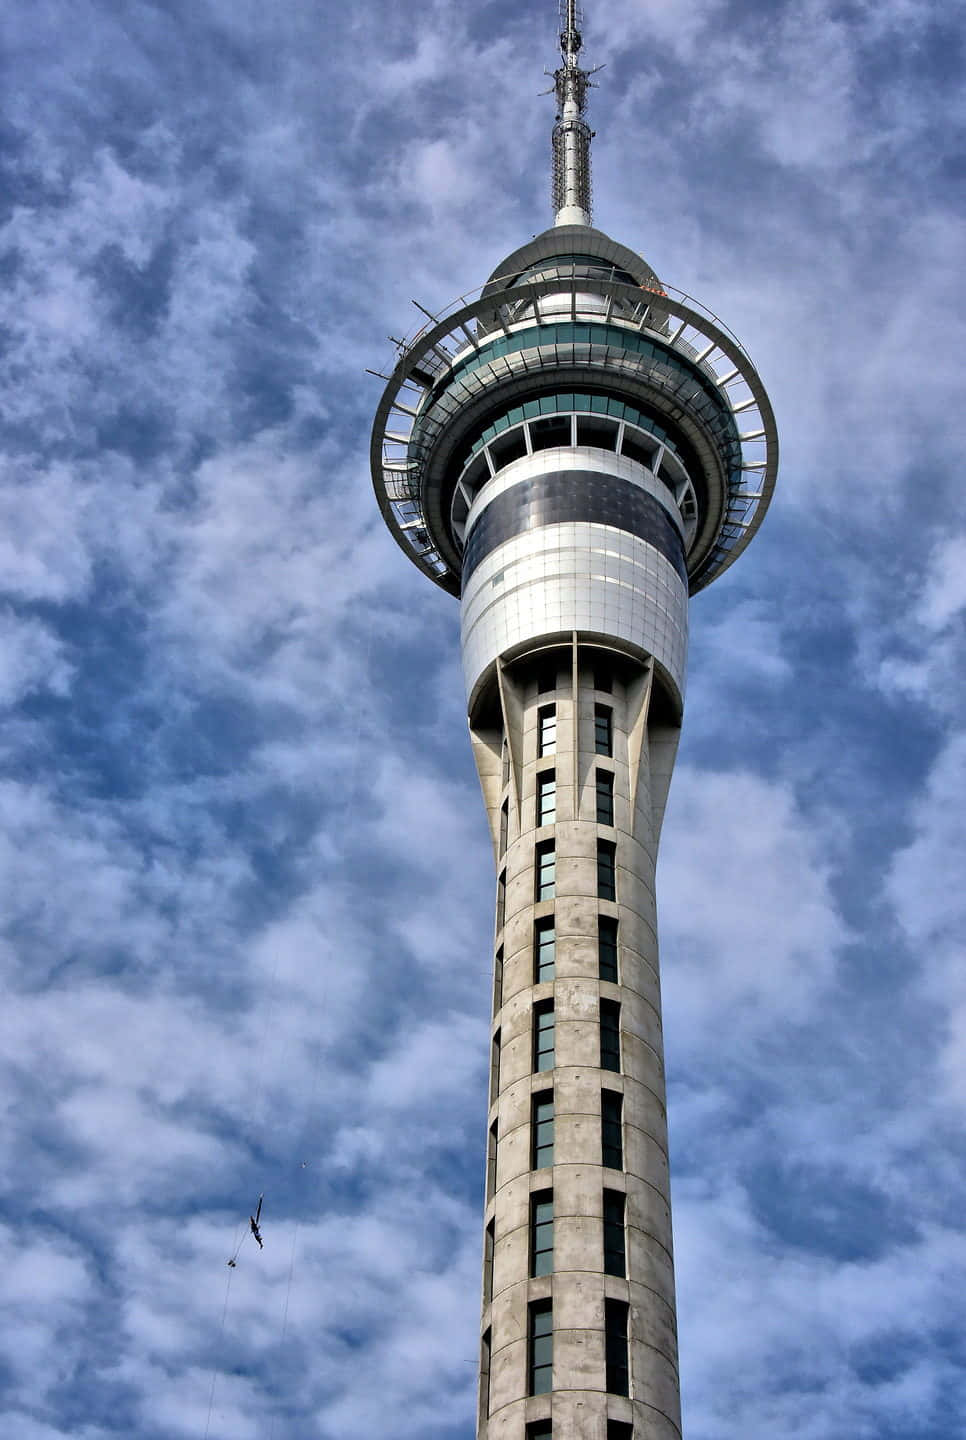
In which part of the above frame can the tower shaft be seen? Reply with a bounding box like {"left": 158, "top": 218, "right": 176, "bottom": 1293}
{"left": 472, "top": 639, "right": 682, "bottom": 1440}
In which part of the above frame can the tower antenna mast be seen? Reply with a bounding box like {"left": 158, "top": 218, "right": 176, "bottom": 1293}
{"left": 552, "top": 0, "right": 596, "bottom": 226}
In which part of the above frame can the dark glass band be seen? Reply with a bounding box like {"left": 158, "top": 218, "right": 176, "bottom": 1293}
{"left": 462, "top": 470, "right": 687, "bottom": 583}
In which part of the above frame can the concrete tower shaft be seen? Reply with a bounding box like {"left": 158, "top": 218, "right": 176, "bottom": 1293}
{"left": 470, "top": 641, "right": 682, "bottom": 1440}
{"left": 370, "top": 9, "right": 778, "bottom": 1439}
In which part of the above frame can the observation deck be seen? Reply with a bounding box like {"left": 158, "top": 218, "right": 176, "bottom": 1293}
{"left": 371, "top": 225, "right": 778, "bottom": 602}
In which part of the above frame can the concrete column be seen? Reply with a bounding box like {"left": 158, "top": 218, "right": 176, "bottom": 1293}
{"left": 473, "top": 641, "right": 682, "bottom": 1440}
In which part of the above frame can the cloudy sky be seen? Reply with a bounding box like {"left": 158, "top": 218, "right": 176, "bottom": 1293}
{"left": 1, "top": 0, "right": 964, "bottom": 1436}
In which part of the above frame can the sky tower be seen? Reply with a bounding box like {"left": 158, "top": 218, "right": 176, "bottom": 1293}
{"left": 371, "top": 4, "right": 778, "bottom": 1437}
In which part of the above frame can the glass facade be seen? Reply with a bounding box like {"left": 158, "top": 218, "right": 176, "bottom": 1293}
{"left": 595, "top": 705, "right": 613, "bottom": 756}
{"left": 536, "top": 841, "right": 556, "bottom": 900}
{"left": 602, "top": 1091, "right": 623, "bottom": 1169}
{"left": 605, "top": 1299, "right": 629, "bottom": 1396}
{"left": 596, "top": 768, "right": 614, "bottom": 825}
{"left": 538, "top": 704, "right": 557, "bottom": 756}
{"left": 597, "top": 840, "right": 616, "bottom": 901}
{"left": 530, "top": 1191, "right": 554, "bottom": 1277}
{"left": 534, "top": 1000, "right": 555, "bottom": 1072}
{"left": 484, "top": 1219, "right": 495, "bottom": 1303}
{"left": 535, "top": 918, "right": 555, "bottom": 982}
{"left": 537, "top": 770, "right": 557, "bottom": 826}
{"left": 529, "top": 1300, "right": 553, "bottom": 1395}
{"left": 600, "top": 999, "right": 621, "bottom": 1072}
{"left": 461, "top": 471, "right": 688, "bottom": 586}
{"left": 487, "top": 1120, "right": 498, "bottom": 1198}
{"left": 603, "top": 1190, "right": 626, "bottom": 1278}
{"left": 598, "top": 916, "right": 618, "bottom": 983}
{"left": 532, "top": 1091, "right": 554, "bottom": 1168}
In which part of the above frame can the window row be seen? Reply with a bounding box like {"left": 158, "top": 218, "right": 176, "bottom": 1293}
{"left": 527, "top": 1297, "right": 629, "bottom": 1397}
{"left": 536, "top": 703, "right": 613, "bottom": 757}
{"left": 532, "top": 766, "right": 614, "bottom": 829}
{"left": 526, "top": 1186, "right": 627, "bottom": 1279}
{"left": 534, "top": 913, "right": 619, "bottom": 985}
{"left": 532, "top": 662, "right": 613, "bottom": 696}
{"left": 525, "top": 1423, "right": 632, "bottom": 1440}
{"left": 450, "top": 391, "right": 699, "bottom": 542}
{"left": 476, "top": 1089, "right": 620, "bottom": 1175}
{"left": 493, "top": 915, "right": 620, "bottom": 1013}
{"left": 491, "top": 998, "right": 622, "bottom": 1088}
{"left": 534, "top": 839, "right": 616, "bottom": 901}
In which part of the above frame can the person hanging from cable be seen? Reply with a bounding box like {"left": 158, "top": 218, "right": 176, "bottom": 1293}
{"left": 249, "top": 1194, "right": 264, "bottom": 1249}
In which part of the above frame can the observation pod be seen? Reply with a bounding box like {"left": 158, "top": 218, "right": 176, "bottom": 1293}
{"left": 371, "top": 11, "right": 777, "bottom": 1440}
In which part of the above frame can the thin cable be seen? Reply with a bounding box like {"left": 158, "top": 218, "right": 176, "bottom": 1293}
{"left": 266, "top": 1218, "right": 302, "bottom": 1440}
{"left": 203, "top": 1264, "right": 235, "bottom": 1440}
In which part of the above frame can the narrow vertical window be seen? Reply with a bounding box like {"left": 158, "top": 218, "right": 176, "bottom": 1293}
{"left": 533, "top": 1000, "right": 555, "bottom": 1073}
{"left": 605, "top": 1299, "right": 629, "bottom": 1396}
{"left": 595, "top": 768, "right": 614, "bottom": 826}
{"left": 490, "top": 1028, "right": 501, "bottom": 1101}
{"left": 601, "top": 1091, "right": 623, "bottom": 1169}
{"left": 600, "top": 999, "right": 621, "bottom": 1073}
{"left": 527, "top": 1425, "right": 552, "bottom": 1440}
{"left": 538, "top": 704, "right": 557, "bottom": 757}
{"left": 528, "top": 1299, "right": 553, "bottom": 1395}
{"left": 530, "top": 1189, "right": 554, "bottom": 1276}
{"left": 598, "top": 916, "right": 618, "bottom": 984}
{"left": 496, "top": 870, "right": 506, "bottom": 930}
{"left": 607, "top": 1420, "right": 633, "bottom": 1440}
{"left": 480, "top": 1327, "right": 492, "bottom": 1426}
{"left": 484, "top": 1218, "right": 495, "bottom": 1304}
{"left": 499, "top": 798, "right": 509, "bottom": 856}
{"left": 597, "top": 840, "right": 616, "bottom": 901}
{"left": 593, "top": 665, "right": 612, "bottom": 693}
{"left": 493, "top": 945, "right": 504, "bottom": 1014}
{"left": 537, "top": 770, "right": 556, "bottom": 826}
{"left": 594, "top": 704, "right": 613, "bottom": 756}
{"left": 532, "top": 1091, "right": 554, "bottom": 1168}
{"left": 537, "top": 663, "right": 556, "bottom": 694}
{"left": 534, "top": 917, "right": 555, "bottom": 983}
{"left": 603, "top": 1190, "right": 626, "bottom": 1278}
{"left": 502, "top": 738, "right": 510, "bottom": 788}
{"left": 536, "top": 840, "right": 556, "bottom": 900}
{"left": 487, "top": 1119, "right": 498, "bottom": 1198}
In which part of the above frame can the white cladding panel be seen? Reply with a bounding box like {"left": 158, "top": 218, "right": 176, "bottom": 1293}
{"left": 460, "top": 520, "right": 689, "bottom": 703}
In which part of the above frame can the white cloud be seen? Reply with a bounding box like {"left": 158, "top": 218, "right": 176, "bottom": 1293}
{"left": 0, "top": 607, "right": 74, "bottom": 704}
{"left": 660, "top": 765, "right": 848, "bottom": 1055}
{"left": 0, "top": 1, "right": 963, "bottom": 1437}
{"left": 914, "top": 533, "right": 966, "bottom": 633}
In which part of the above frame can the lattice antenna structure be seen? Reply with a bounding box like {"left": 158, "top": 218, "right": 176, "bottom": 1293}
{"left": 552, "top": 0, "right": 595, "bottom": 225}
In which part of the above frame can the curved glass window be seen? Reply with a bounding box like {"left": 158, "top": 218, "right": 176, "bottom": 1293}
{"left": 507, "top": 255, "right": 640, "bottom": 288}
{"left": 448, "top": 401, "right": 700, "bottom": 549}
{"left": 451, "top": 322, "right": 736, "bottom": 437}
{"left": 464, "top": 391, "right": 679, "bottom": 464}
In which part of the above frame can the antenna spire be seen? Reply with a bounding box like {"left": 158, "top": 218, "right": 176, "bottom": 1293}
{"left": 552, "top": 0, "right": 594, "bottom": 226}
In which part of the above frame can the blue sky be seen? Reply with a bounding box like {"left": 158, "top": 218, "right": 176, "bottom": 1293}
{"left": 1, "top": 0, "right": 965, "bottom": 1436}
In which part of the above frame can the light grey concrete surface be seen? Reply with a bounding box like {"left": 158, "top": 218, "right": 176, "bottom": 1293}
{"left": 473, "top": 641, "right": 683, "bottom": 1439}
